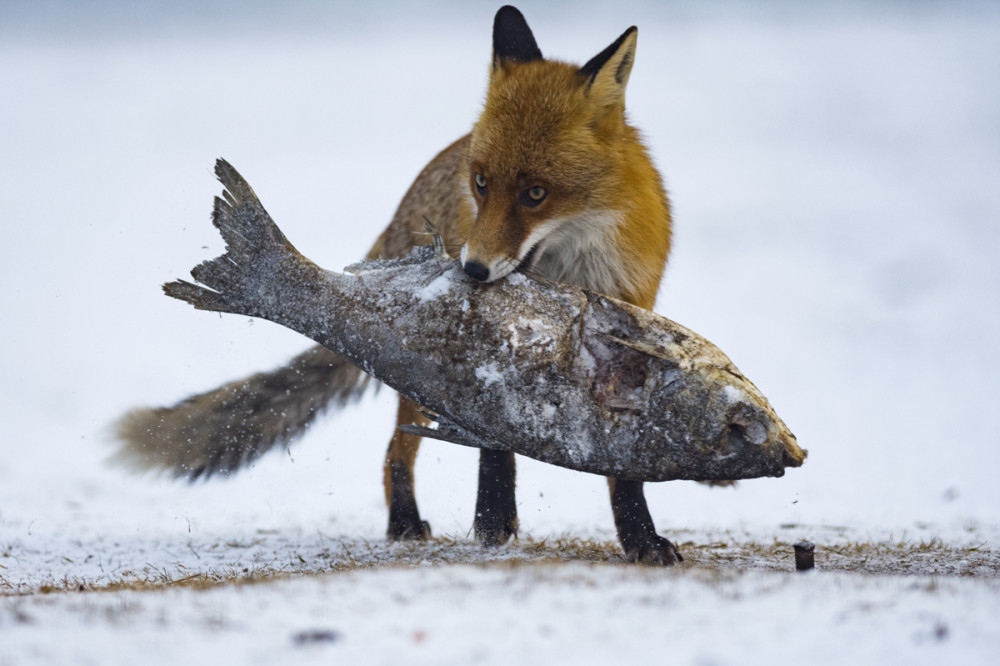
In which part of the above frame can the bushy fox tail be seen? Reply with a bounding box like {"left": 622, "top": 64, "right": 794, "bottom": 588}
{"left": 112, "top": 345, "right": 369, "bottom": 480}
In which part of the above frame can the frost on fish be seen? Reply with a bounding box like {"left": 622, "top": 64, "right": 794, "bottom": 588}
{"left": 165, "top": 159, "right": 806, "bottom": 483}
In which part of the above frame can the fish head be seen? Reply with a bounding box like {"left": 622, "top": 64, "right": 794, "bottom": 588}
{"left": 677, "top": 366, "right": 806, "bottom": 480}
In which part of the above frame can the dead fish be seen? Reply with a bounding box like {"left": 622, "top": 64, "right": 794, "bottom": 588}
{"left": 164, "top": 159, "right": 806, "bottom": 482}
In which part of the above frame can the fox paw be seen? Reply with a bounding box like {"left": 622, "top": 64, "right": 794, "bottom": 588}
{"left": 386, "top": 516, "right": 431, "bottom": 541}
{"left": 474, "top": 511, "right": 518, "bottom": 548}
{"left": 622, "top": 534, "right": 683, "bottom": 566}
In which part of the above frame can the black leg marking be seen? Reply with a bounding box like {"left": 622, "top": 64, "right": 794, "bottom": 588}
{"left": 610, "top": 478, "right": 682, "bottom": 565}
{"left": 386, "top": 461, "right": 431, "bottom": 541}
{"left": 474, "top": 449, "right": 518, "bottom": 547}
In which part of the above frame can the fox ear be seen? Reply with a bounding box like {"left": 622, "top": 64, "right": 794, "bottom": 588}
{"left": 578, "top": 26, "right": 638, "bottom": 107}
{"left": 492, "top": 6, "right": 542, "bottom": 70}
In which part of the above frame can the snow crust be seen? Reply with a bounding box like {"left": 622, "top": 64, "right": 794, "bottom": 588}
{"left": 415, "top": 272, "right": 455, "bottom": 302}
{"left": 474, "top": 362, "right": 505, "bottom": 388}
{"left": 2, "top": 1, "right": 999, "bottom": 664}
{"left": 4, "top": 561, "right": 999, "bottom": 666}
{"left": 723, "top": 384, "right": 746, "bottom": 404}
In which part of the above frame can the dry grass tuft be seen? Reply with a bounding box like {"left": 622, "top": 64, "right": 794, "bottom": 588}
{"left": 3, "top": 530, "right": 996, "bottom": 597}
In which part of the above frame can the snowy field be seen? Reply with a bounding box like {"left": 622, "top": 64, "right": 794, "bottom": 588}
{"left": 2, "top": 0, "right": 999, "bottom": 663}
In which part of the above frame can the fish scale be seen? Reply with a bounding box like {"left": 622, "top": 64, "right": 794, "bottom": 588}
{"left": 165, "top": 159, "right": 807, "bottom": 483}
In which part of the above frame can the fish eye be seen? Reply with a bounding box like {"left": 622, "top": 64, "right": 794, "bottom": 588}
{"left": 474, "top": 173, "right": 487, "bottom": 195}
{"left": 521, "top": 186, "right": 547, "bottom": 207}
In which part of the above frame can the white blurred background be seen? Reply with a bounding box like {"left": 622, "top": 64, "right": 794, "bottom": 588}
{"left": 1, "top": 0, "right": 998, "bottom": 546}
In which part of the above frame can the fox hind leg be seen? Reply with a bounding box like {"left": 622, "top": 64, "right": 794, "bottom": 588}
{"left": 384, "top": 396, "right": 432, "bottom": 540}
{"left": 608, "top": 478, "right": 682, "bottom": 565}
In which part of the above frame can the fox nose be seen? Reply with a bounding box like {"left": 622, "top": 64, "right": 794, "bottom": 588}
{"left": 463, "top": 260, "right": 490, "bottom": 282}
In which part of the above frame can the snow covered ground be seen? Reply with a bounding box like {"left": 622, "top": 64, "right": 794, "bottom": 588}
{"left": 1, "top": 1, "right": 998, "bottom": 663}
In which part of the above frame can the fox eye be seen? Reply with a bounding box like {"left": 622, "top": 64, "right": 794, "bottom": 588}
{"left": 521, "top": 186, "right": 547, "bottom": 207}
{"left": 474, "top": 173, "right": 487, "bottom": 196}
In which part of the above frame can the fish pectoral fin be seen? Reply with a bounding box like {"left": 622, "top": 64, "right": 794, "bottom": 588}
{"left": 397, "top": 415, "right": 505, "bottom": 453}
{"left": 396, "top": 423, "right": 470, "bottom": 445}
{"left": 397, "top": 423, "right": 483, "bottom": 450}
{"left": 598, "top": 332, "right": 676, "bottom": 362}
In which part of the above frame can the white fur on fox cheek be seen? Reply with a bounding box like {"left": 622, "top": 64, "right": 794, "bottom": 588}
{"left": 516, "top": 219, "right": 563, "bottom": 266}
{"left": 459, "top": 188, "right": 476, "bottom": 267}
{"left": 475, "top": 219, "right": 562, "bottom": 283}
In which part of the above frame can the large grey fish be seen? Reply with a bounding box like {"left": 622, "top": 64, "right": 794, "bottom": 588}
{"left": 162, "top": 159, "right": 806, "bottom": 482}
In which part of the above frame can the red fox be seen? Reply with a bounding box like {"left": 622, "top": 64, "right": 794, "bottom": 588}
{"left": 116, "top": 6, "right": 678, "bottom": 564}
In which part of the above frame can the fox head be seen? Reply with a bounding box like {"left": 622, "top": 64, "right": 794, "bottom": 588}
{"left": 460, "top": 5, "right": 666, "bottom": 301}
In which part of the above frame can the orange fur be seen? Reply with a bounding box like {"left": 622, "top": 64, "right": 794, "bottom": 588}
{"left": 373, "top": 12, "right": 674, "bottom": 550}
{"left": 115, "top": 8, "right": 680, "bottom": 561}
{"left": 373, "top": 29, "right": 671, "bottom": 310}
